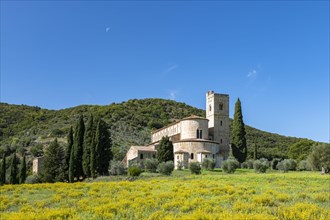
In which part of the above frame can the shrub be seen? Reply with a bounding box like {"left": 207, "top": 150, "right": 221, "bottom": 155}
{"left": 277, "top": 159, "right": 297, "bottom": 172}
{"left": 297, "top": 160, "right": 312, "bottom": 171}
{"left": 241, "top": 162, "right": 248, "bottom": 169}
{"left": 222, "top": 158, "right": 239, "bottom": 173}
{"left": 176, "top": 160, "right": 184, "bottom": 170}
{"left": 307, "top": 143, "right": 330, "bottom": 173}
{"left": 158, "top": 161, "right": 174, "bottom": 175}
{"left": 254, "top": 159, "right": 269, "bottom": 173}
{"left": 109, "top": 161, "right": 126, "bottom": 175}
{"left": 287, "top": 159, "right": 297, "bottom": 171}
{"left": 189, "top": 162, "right": 201, "bottom": 174}
{"left": 271, "top": 158, "right": 282, "bottom": 170}
{"left": 277, "top": 160, "right": 288, "bottom": 172}
{"left": 128, "top": 166, "right": 142, "bottom": 177}
{"left": 128, "top": 161, "right": 142, "bottom": 169}
{"left": 144, "top": 158, "right": 158, "bottom": 173}
{"left": 259, "top": 158, "right": 269, "bottom": 165}
{"left": 242, "top": 159, "right": 254, "bottom": 169}
{"left": 202, "top": 158, "right": 216, "bottom": 170}
{"left": 247, "top": 159, "right": 254, "bottom": 169}
{"left": 25, "top": 175, "right": 41, "bottom": 184}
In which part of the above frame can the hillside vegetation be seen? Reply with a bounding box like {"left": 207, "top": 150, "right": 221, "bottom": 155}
{"left": 0, "top": 99, "right": 312, "bottom": 161}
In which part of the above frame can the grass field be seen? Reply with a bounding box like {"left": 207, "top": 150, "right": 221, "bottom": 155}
{"left": 1, "top": 170, "right": 329, "bottom": 219}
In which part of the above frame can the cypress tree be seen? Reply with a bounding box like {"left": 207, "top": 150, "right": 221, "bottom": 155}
{"left": 41, "top": 138, "right": 65, "bottom": 183}
{"left": 19, "top": 155, "right": 27, "bottom": 184}
{"left": 93, "top": 117, "right": 101, "bottom": 175}
{"left": 90, "top": 136, "right": 96, "bottom": 178}
{"left": 65, "top": 126, "right": 74, "bottom": 180}
{"left": 0, "top": 155, "right": 6, "bottom": 184}
{"left": 156, "top": 136, "right": 174, "bottom": 163}
{"left": 83, "top": 114, "right": 94, "bottom": 177}
{"left": 69, "top": 148, "right": 74, "bottom": 183}
{"left": 231, "top": 98, "right": 247, "bottom": 163}
{"left": 73, "top": 115, "right": 85, "bottom": 180}
{"left": 9, "top": 153, "right": 18, "bottom": 184}
{"left": 94, "top": 119, "right": 112, "bottom": 176}
{"left": 254, "top": 141, "right": 258, "bottom": 161}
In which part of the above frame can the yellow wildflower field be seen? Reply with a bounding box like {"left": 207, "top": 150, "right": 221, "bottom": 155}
{"left": 1, "top": 170, "right": 329, "bottom": 219}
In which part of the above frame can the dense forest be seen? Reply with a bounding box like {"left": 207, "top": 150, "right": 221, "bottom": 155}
{"left": 0, "top": 99, "right": 317, "bottom": 164}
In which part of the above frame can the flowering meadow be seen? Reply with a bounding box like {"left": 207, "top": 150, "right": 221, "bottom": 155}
{"left": 1, "top": 170, "right": 329, "bottom": 219}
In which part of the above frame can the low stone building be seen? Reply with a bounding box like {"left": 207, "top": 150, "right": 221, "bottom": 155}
{"left": 123, "top": 146, "right": 157, "bottom": 166}
{"left": 124, "top": 91, "right": 230, "bottom": 168}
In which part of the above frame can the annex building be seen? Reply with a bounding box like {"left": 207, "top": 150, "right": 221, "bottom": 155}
{"left": 124, "top": 91, "right": 230, "bottom": 168}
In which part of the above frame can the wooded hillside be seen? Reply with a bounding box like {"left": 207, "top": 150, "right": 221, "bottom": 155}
{"left": 0, "top": 99, "right": 313, "bottom": 161}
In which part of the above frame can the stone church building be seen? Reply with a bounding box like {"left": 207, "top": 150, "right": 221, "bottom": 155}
{"left": 124, "top": 91, "right": 230, "bottom": 168}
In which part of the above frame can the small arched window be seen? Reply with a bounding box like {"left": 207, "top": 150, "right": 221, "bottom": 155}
{"left": 140, "top": 153, "right": 143, "bottom": 159}
{"left": 209, "top": 105, "right": 212, "bottom": 112}
{"left": 191, "top": 153, "right": 194, "bottom": 159}
{"left": 196, "top": 129, "right": 202, "bottom": 139}
{"left": 219, "top": 103, "right": 223, "bottom": 111}
{"left": 220, "top": 139, "right": 223, "bottom": 144}
{"left": 220, "top": 120, "right": 223, "bottom": 126}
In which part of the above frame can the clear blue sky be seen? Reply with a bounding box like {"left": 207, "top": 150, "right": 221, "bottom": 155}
{"left": 1, "top": 1, "right": 329, "bottom": 143}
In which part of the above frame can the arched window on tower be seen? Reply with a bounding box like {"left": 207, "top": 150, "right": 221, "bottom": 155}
{"left": 191, "top": 153, "right": 194, "bottom": 159}
{"left": 219, "top": 103, "right": 223, "bottom": 111}
{"left": 196, "top": 129, "right": 202, "bottom": 139}
{"left": 220, "top": 120, "right": 223, "bottom": 126}
{"left": 209, "top": 105, "right": 212, "bottom": 112}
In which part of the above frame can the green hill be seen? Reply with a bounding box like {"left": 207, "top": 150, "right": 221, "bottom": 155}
{"left": 0, "top": 99, "right": 313, "bottom": 161}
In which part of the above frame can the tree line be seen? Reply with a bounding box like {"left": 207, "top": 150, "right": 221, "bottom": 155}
{"left": 0, "top": 152, "right": 27, "bottom": 185}
{"left": 43, "top": 114, "right": 112, "bottom": 183}
{"left": 1, "top": 99, "right": 314, "bottom": 162}
{"left": 0, "top": 114, "right": 112, "bottom": 184}
{"left": 228, "top": 99, "right": 330, "bottom": 173}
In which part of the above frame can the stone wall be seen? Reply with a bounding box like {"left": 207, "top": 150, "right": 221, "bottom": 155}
{"left": 126, "top": 147, "right": 138, "bottom": 167}
{"left": 206, "top": 91, "right": 230, "bottom": 159}
{"left": 180, "top": 119, "right": 209, "bottom": 140}
{"left": 173, "top": 141, "right": 223, "bottom": 167}
{"left": 152, "top": 118, "right": 209, "bottom": 143}
{"left": 32, "top": 157, "right": 44, "bottom": 174}
{"left": 125, "top": 146, "right": 156, "bottom": 167}
{"left": 151, "top": 122, "right": 181, "bottom": 143}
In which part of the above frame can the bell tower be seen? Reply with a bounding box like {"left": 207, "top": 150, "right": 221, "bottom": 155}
{"left": 206, "top": 91, "right": 230, "bottom": 158}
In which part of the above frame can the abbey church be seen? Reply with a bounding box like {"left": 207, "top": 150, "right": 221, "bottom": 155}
{"left": 124, "top": 91, "right": 230, "bottom": 168}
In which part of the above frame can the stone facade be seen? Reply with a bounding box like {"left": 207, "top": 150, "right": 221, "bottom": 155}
{"left": 206, "top": 91, "right": 230, "bottom": 158}
{"left": 32, "top": 157, "right": 44, "bottom": 174}
{"left": 173, "top": 140, "right": 222, "bottom": 168}
{"left": 123, "top": 146, "right": 157, "bottom": 167}
{"left": 124, "top": 91, "right": 230, "bottom": 168}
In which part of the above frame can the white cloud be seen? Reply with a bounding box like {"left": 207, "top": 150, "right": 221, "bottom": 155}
{"left": 163, "top": 64, "right": 178, "bottom": 75}
{"left": 105, "top": 27, "right": 111, "bottom": 33}
{"left": 247, "top": 69, "right": 257, "bottom": 78}
{"left": 168, "top": 90, "right": 178, "bottom": 100}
